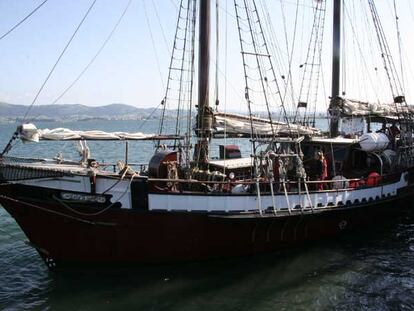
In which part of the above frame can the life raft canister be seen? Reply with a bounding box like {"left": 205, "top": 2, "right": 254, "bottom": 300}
{"left": 367, "top": 172, "right": 381, "bottom": 187}
{"left": 359, "top": 133, "right": 390, "bottom": 152}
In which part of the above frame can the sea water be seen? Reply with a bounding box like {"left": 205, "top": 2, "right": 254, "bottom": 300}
{"left": 0, "top": 120, "right": 413, "bottom": 310}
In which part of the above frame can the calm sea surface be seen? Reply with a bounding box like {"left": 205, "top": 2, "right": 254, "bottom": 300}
{"left": 0, "top": 120, "right": 413, "bottom": 310}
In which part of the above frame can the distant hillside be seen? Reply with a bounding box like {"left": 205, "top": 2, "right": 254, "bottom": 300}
{"left": 0, "top": 102, "right": 327, "bottom": 123}
{"left": 0, "top": 102, "right": 166, "bottom": 122}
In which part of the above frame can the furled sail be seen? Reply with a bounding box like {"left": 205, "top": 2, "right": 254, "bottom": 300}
{"left": 338, "top": 98, "right": 414, "bottom": 119}
{"left": 213, "top": 112, "right": 321, "bottom": 137}
{"left": 17, "top": 124, "right": 180, "bottom": 142}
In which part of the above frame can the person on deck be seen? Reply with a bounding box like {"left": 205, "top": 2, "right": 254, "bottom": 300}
{"left": 389, "top": 122, "right": 400, "bottom": 137}
{"left": 314, "top": 151, "right": 327, "bottom": 190}
{"left": 272, "top": 155, "right": 281, "bottom": 192}
{"left": 388, "top": 121, "right": 400, "bottom": 149}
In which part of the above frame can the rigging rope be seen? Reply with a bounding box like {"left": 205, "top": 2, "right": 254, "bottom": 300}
{"left": 341, "top": 0, "right": 346, "bottom": 97}
{"left": 368, "top": 0, "right": 404, "bottom": 99}
{"left": 214, "top": 0, "right": 220, "bottom": 111}
{"left": 22, "top": 0, "right": 98, "bottom": 122}
{"left": 235, "top": 0, "right": 289, "bottom": 135}
{"left": 186, "top": 0, "right": 197, "bottom": 163}
{"left": 280, "top": 0, "right": 300, "bottom": 117}
{"left": 1, "top": 0, "right": 98, "bottom": 157}
{"left": 393, "top": 0, "right": 405, "bottom": 93}
{"left": 257, "top": 0, "right": 289, "bottom": 116}
{"left": 343, "top": 3, "right": 380, "bottom": 102}
{"left": 0, "top": 0, "right": 49, "bottom": 41}
{"left": 151, "top": 0, "right": 173, "bottom": 55}
{"left": 173, "top": 0, "right": 194, "bottom": 141}
{"left": 157, "top": 0, "right": 196, "bottom": 160}
{"left": 158, "top": 0, "right": 186, "bottom": 138}
{"left": 233, "top": 0, "right": 258, "bottom": 165}
{"left": 52, "top": 0, "right": 132, "bottom": 105}
{"left": 143, "top": 0, "right": 166, "bottom": 89}
{"left": 294, "top": 0, "right": 326, "bottom": 126}
{"left": 222, "top": 0, "right": 228, "bottom": 170}
{"left": 137, "top": 101, "right": 164, "bottom": 131}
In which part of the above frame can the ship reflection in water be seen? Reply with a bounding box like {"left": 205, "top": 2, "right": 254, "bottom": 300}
{"left": 0, "top": 206, "right": 413, "bottom": 310}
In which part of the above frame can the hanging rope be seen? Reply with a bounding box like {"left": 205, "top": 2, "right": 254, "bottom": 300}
{"left": 0, "top": 194, "right": 115, "bottom": 226}
{"left": 0, "top": 0, "right": 49, "bottom": 41}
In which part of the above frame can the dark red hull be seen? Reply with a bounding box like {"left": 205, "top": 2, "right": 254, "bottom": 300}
{"left": 1, "top": 184, "right": 413, "bottom": 265}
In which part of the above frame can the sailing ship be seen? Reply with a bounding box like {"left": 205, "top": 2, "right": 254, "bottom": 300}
{"left": 1, "top": 0, "right": 414, "bottom": 267}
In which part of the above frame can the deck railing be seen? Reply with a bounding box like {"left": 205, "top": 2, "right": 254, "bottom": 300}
{"left": 147, "top": 174, "right": 388, "bottom": 194}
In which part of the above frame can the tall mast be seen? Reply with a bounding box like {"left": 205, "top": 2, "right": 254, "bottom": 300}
{"left": 195, "top": 0, "right": 213, "bottom": 164}
{"left": 329, "top": 0, "right": 341, "bottom": 137}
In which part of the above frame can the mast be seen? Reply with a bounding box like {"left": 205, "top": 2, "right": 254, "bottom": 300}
{"left": 329, "top": 0, "right": 341, "bottom": 137}
{"left": 195, "top": 0, "right": 213, "bottom": 164}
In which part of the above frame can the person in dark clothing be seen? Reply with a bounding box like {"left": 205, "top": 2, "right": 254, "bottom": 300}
{"left": 388, "top": 122, "right": 400, "bottom": 149}
{"left": 389, "top": 122, "right": 400, "bottom": 137}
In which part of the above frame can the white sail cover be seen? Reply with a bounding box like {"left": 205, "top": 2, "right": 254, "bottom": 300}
{"left": 18, "top": 124, "right": 168, "bottom": 142}
{"left": 213, "top": 112, "right": 321, "bottom": 136}
{"left": 339, "top": 98, "right": 414, "bottom": 118}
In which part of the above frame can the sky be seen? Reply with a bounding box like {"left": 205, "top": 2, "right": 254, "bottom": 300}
{"left": 0, "top": 0, "right": 180, "bottom": 108}
{"left": 0, "top": 0, "right": 414, "bottom": 114}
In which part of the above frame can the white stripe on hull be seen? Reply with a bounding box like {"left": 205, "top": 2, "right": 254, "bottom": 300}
{"left": 10, "top": 173, "right": 408, "bottom": 212}
{"left": 148, "top": 173, "right": 408, "bottom": 212}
